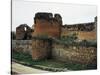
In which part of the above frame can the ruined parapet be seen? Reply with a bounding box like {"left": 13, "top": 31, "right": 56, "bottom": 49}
{"left": 61, "top": 20, "right": 97, "bottom": 40}
{"left": 54, "top": 14, "right": 62, "bottom": 25}
{"left": 32, "top": 12, "right": 62, "bottom": 38}
{"left": 62, "top": 22, "right": 95, "bottom": 31}
{"left": 16, "top": 24, "right": 32, "bottom": 40}
{"left": 16, "top": 24, "right": 26, "bottom": 40}
{"left": 34, "top": 12, "right": 53, "bottom": 24}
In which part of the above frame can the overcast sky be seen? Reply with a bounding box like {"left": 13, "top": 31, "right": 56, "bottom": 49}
{"left": 12, "top": 0, "right": 97, "bottom": 31}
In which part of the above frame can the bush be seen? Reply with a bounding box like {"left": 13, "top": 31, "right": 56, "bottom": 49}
{"left": 61, "top": 33, "right": 78, "bottom": 45}
{"left": 79, "top": 40, "right": 97, "bottom": 48}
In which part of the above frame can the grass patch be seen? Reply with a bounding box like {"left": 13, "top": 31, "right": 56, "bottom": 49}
{"left": 12, "top": 51, "right": 97, "bottom": 71}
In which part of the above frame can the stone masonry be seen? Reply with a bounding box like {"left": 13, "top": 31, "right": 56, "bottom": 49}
{"left": 32, "top": 12, "right": 62, "bottom": 60}
{"left": 32, "top": 12, "right": 62, "bottom": 38}
{"left": 14, "top": 12, "right": 97, "bottom": 64}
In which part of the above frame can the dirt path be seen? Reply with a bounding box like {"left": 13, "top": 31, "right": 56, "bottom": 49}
{"left": 12, "top": 62, "right": 50, "bottom": 74}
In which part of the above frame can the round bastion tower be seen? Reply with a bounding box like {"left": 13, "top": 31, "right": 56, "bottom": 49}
{"left": 32, "top": 12, "right": 62, "bottom": 60}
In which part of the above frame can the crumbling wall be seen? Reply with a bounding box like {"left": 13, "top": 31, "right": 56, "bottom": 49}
{"left": 16, "top": 24, "right": 32, "bottom": 40}
{"left": 62, "top": 22, "right": 95, "bottom": 31}
{"left": 61, "top": 31, "right": 96, "bottom": 40}
{"left": 12, "top": 39, "right": 97, "bottom": 64}
{"left": 12, "top": 40, "right": 32, "bottom": 55}
{"left": 32, "top": 12, "right": 62, "bottom": 38}
{"left": 61, "top": 17, "right": 97, "bottom": 40}
{"left": 32, "top": 37, "right": 52, "bottom": 60}
{"left": 31, "top": 12, "right": 62, "bottom": 60}
{"left": 16, "top": 25, "right": 26, "bottom": 40}
{"left": 14, "top": 12, "right": 97, "bottom": 64}
{"left": 52, "top": 41, "right": 97, "bottom": 64}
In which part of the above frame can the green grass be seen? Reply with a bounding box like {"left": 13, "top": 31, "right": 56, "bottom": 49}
{"left": 12, "top": 51, "right": 97, "bottom": 71}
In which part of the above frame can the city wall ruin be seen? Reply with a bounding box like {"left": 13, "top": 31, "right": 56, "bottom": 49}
{"left": 12, "top": 12, "right": 97, "bottom": 64}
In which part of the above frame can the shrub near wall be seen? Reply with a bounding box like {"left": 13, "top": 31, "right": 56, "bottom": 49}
{"left": 52, "top": 41, "right": 97, "bottom": 64}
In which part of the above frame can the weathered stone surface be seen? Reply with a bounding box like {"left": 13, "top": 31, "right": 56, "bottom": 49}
{"left": 62, "top": 22, "right": 95, "bottom": 31}
{"left": 61, "top": 17, "right": 97, "bottom": 40}
{"left": 12, "top": 40, "right": 32, "bottom": 55}
{"left": 16, "top": 24, "right": 26, "bottom": 40}
{"left": 16, "top": 24, "right": 32, "bottom": 40}
{"left": 31, "top": 12, "right": 62, "bottom": 60}
{"left": 14, "top": 12, "right": 97, "bottom": 65}
{"left": 34, "top": 12, "right": 53, "bottom": 23}
{"left": 52, "top": 41, "right": 97, "bottom": 64}
{"left": 32, "top": 38, "right": 52, "bottom": 60}
{"left": 54, "top": 14, "right": 62, "bottom": 25}
{"left": 32, "top": 12, "right": 62, "bottom": 38}
{"left": 61, "top": 31, "right": 96, "bottom": 40}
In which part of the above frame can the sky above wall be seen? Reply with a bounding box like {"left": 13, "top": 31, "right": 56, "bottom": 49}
{"left": 12, "top": 0, "right": 97, "bottom": 31}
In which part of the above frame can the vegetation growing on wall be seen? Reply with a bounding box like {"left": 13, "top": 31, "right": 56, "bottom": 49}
{"left": 60, "top": 32, "right": 97, "bottom": 47}
{"left": 79, "top": 40, "right": 97, "bottom": 48}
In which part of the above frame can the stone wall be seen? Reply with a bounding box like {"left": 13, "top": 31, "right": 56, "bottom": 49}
{"left": 62, "top": 22, "right": 95, "bottom": 31}
{"left": 16, "top": 24, "right": 32, "bottom": 40}
{"left": 12, "top": 40, "right": 32, "bottom": 55}
{"left": 61, "top": 31, "right": 96, "bottom": 40}
{"left": 61, "top": 17, "right": 97, "bottom": 40}
{"left": 12, "top": 39, "right": 97, "bottom": 64}
{"left": 16, "top": 25, "right": 26, "bottom": 40}
{"left": 32, "top": 37, "right": 52, "bottom": 60}
{"left": 32, "top": 12, "right": 62, "bottom": 38}
{"left": 52, "top": 41, "right": 97, "bottom": 64}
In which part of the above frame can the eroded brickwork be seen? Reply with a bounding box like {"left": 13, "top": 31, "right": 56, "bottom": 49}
{"left": 52, "top": 41, "right": 97, "bottom": 64}
{"left": 12, "top": 40, "right": 32, "bottom": 55}
{"left": 32, "top": 38, "right": 52, "bottom": 60}
{"left": 16, "top": 24, "right": 26, "bottom": 40}
{"left": 32, "top": 12, "right": 62, "bottom": 60}
{"left": 16, "top": 24, "right": 32, "bottom": 40}
{"left": 14, "top": 12, "right": 97, "bottom": 64}
{"left": 32, "top": 12, "right": 62, "bottom": 38}
{"left": 61, "top": 18, "right": 97, "bottom": 40}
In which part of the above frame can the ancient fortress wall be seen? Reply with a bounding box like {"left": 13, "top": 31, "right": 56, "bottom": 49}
{"left": 61, "top": 20, "right": 97, "bottom": 40}
{"left": 12, "top": 40, "right": 32, "bottom": 55}
{"left": 31, "top": 13, "right": 62, "bottom": 60}
{"left": 16, "top": 25, "right": 26, "bottom": 40}
{"left": 33, "top": 19, "right": 61, "bottom": 38}
{"left": 14, "top": 13, "right": 97, "bottom": 64}
{"left": 12, "top": 39, "right": 97, "bottom": 64}
{"left": 52, "top": 41, "right": 97, "bottom": 64}
{"left": 32, "top": 37, "right": 52, "bottom": 60}
{"left": 61, "top": 31, "right": 96, "bottom": 40}
{"left": 16, "top": 24, "right": 32, "bottom": 40}
{"left": 12, "top": 39, "right": 51, "bottom": 60}
{"left": 32, "top": 13, "right": 62, "bottom": 38}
